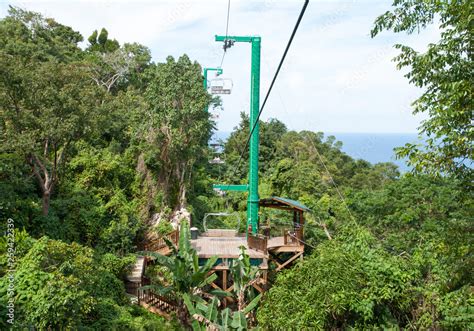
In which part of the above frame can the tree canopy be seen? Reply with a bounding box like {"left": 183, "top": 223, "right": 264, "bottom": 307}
{"left": 371, "top": 0, "right": 473, "bottom": 181}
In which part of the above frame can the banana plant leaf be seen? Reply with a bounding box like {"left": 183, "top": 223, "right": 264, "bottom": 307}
{"left": 243, "top": 293, "right": 262, "bottom": 314}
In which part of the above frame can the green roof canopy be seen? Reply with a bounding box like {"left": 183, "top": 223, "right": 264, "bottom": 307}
{"left": 259, "top": 196, "right": 311, "bottom": 212}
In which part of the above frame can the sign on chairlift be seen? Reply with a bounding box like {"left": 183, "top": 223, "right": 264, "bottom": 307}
{"left": 209, "top": 78, "right": 233, "bottom": 95}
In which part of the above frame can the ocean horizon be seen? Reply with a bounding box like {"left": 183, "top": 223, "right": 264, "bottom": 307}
{"left": 212, "top": 131, "right": 419, "bottom": 172}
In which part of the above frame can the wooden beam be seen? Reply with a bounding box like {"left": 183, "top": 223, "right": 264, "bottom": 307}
{"left": 269, "top": 252, "right": 285, "bottom": 265}
{"left": 269, "top": 245, "right": 305, "bottom": 253}
{"left": 224, "top": 283, "right": 235, "bottom": 304}
{"left": 222, "top": 270, "right": 228, "bottom": 307}
{"left": 260, "top": 205, "right": 295, "bottom": 211}
{"left": 276, "top": 252, "right": 303, "bottom": 271}
{"left": 210, "top": 282, "right": 222, "bottom": 291}
{"left": 252, "top": 283, "right": 264, "bottom": 293}
{"left": 269, "top": 253, "right": 283, "bottom": 268}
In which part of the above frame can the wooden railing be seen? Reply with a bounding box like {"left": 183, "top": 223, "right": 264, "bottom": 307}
{"left": 137, "top": 278, "right": 179, "bottom": 315}
{"left": 125, "top": 280, "right": 141, "bottom": 296}
{"left": 144, "top": 229, "right": 179, "bottom": 252}
{"left": 283, "top": 228, "right": 304, "bottom": 246}
{"left": 248, "top": 234, "right": 268, "bottom": 254}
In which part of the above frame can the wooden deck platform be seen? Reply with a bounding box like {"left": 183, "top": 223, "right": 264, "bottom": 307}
{"left": 191, "top": 231, "right": 304, "bottom": 259}
{"left": 191, "top": 236, "right": 266, "bottom": 259}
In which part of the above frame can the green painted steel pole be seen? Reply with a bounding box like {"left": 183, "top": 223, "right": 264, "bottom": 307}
{"left": 214, "top": 35, "right": 261, "bottom": 235}
{"left": 248, "top": 37, "right": 261, "bottom": 235}
{"left": 204, "top": 68, "right": 208, "bottom": 89}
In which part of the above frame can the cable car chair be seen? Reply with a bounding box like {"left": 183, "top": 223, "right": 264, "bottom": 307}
{"left": 209, "top": 78, "right": 233, "bottom": 95}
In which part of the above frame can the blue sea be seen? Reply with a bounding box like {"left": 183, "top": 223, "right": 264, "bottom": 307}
{"left": 212, "top": 132, "right": 419, "bottom": 172}
{"left": 327, "top": 133, "right": 418, "bottom": 172}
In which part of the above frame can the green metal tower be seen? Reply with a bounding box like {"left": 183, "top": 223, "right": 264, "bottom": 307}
{"left": 214, "top": 35, "right": 261, "bottom": 235}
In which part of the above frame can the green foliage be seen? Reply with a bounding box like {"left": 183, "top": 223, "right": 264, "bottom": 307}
{"left": 154, "top": 220, "right": 174, "bottom": 236}
{"left": 87, "top": 28, "right": 120, "bottom": 53}
{"left": 0, "top": 6, "right": 105, "bottom": 216}
{"left": 221, "top": 117, "right": 398, "bottom": 209}
{"left": 258, "top": 227, "right": 414, "bottom": 329}
{"left": 0, "top": 236, "right": 170, "bottom": 329}
{"left": 0, "top": 153, "right": 38, "bottom": 228}
{"left": 258, "top": 175, "right": 473, "bottom": 329}
{"left": 371, "top": 0, "right": 473, "bottom": 180}
{"left": 143, "top": 222, "right": 218, "bottom": 295}
{"left": 348, "top": 175, "right": 473, "bottom": 255}
{"left": 0, "top": 6, "right": 83, "bottom": 62}
{"left": 230, "top": 246, "right": 261, "bottom": 311}
{"left": 86, "top": 33, "right": 151, "bottom": 93}
{"left": 185, "top": 247, "right": 262, "bottom": 330}
{"left": 141, "top": 54, "right": 214, "bottom": 208}
{"left": 185, "top": 293, "right": 260, "bottom": 331}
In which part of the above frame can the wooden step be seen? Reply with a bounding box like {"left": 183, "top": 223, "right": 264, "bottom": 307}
{"left": 126, "top": 256, "right": 145, "bottom": 283}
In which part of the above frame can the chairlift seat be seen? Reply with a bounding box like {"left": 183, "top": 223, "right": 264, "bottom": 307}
{"left": 209, "top": 78, "right": 233, "bottom": 95}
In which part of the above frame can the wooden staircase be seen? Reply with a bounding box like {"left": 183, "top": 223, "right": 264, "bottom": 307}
{"left": 127, "top": 256, "right": 145, "bottom": 283}
{"left": 125, "top": 230, "right": 181, "bottom": 318}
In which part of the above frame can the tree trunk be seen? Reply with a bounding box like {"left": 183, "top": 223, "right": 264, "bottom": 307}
{"left": 42, "top": 191, "right": 50, "bottom": 216}
{"left": 176, "top": 162, "right": 186, "bottom": 209}
{"left": 29, "top": 153, "right": 55, "bottom": 217}
{"left": 178, "top": 183, "right": 187, "bottom": 210}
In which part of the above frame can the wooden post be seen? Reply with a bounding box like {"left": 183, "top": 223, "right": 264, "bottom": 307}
{"left": 223, "top": 269, "right": 228, "bottom": 307}
{"left": 223, "top": 269, "right": 227, "bottom": 291}
{"left": 300, "top": 210, "right": 304, "bottom": 237}
{"left": 293, "top": 210, "right": 297, "bottom": 231}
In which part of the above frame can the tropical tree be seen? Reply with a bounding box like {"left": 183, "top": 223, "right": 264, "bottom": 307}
{"left": 0, "top": 235, "right": 170, "bottom": 330}
{"left": 0, "top": 8, "right": 104, "bottom": 216}
{"left": 257, "top": 227, "right": 415, "bottom": 330}
{"left": 371, "top": 0, "right": 473, "bottom": 181}
{"left": 229, "top": 246, "right": 262, "bottom": 313}
{"left": 141, "top": 55, "right": 215, "bottom": 209}
{"left": 184, "top": 294, "right": 260, "bottom": 331}
{"left": 184, "top": 246, "right": 262, "bottom": 331}
{"left": 86, "top": 28, "right": 152, "bottom": 93}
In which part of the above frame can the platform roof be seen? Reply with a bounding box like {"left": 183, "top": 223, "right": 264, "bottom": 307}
{"left": 259, "top": 196, "right": 310, "bottom": 212}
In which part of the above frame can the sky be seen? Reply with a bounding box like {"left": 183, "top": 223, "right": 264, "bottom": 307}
{"left": 0, "top": 0, "right": 440, "bottom": 133}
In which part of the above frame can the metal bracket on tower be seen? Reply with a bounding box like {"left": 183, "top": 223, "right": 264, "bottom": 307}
{"left": 213, "top": 184, "right": 248, "bottom": 192}
{"left": 203, "top": 67, "right": 223, "bottom": 90}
